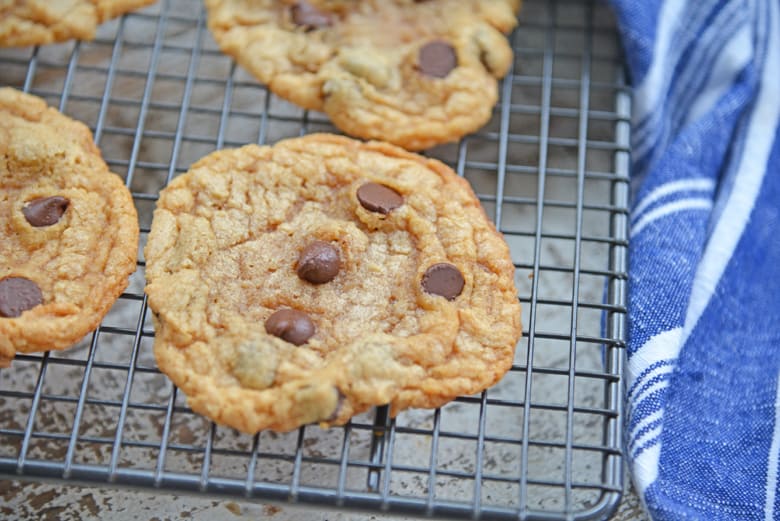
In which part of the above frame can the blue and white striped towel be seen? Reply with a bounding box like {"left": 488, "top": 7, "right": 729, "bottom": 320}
{"left": 610, "top": 0, "right": 780, "bottom": 519}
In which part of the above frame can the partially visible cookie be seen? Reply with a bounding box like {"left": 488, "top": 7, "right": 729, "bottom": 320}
{"left": 0, "top": 0, "right": 157, "bottom": 47}
{"left": 145, "top": 133, "right": 521, "bottom": 433}
{"left": 0, "top": 88, "right": 139, "bottom": 366}
{"left": 205, "top": 0, "right": 520, "bottom": 150}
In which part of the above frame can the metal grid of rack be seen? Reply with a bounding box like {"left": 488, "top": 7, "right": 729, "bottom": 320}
{"left": 0, "top": 1, "right": 630, "bottom": 519}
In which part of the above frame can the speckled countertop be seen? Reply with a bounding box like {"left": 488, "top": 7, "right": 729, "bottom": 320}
{"left": 0, "top": 479, "right": 648, "bottom": 520}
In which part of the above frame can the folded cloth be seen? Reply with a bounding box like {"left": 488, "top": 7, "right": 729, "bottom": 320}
{"left": 610, "top": 0, "right": 780, "bottom": 519}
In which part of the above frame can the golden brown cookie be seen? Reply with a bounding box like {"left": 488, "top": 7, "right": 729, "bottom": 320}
{"left": 0, "top": 0, "right": 157, "bottom": 47}
{"left": 145, "top": 134, "right": 521, "bottom": 433}
{"left": 0, "top": 88, "right": 139, "bottom": 366}
{"left": 205, "top": 0, "right": 520, "bottom": 150}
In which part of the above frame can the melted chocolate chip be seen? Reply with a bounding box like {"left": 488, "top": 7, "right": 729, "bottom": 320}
{"left": 421, "top": 263, "right": 464, "bottom": 300}
{"left": 418, "top": 40, "right": 458, "bottom": 78}
{"left": 325, "top": 388, "right": 345, "bottom": 422}
{"left": 297, "top": 241, "right": 340, "bottom": 284}
{"left": 0, "top": 277, "right": 43, "bottom": 318}
{"left": 357, "top": 183, "right": 403, "bottom": 214}
{"left": 291, "top": 1, "right": 333, "bottom": 30}
{"left": 22, "top": 196, "right": 69, "bottom": 227}
{"left": 265, "top": 309, "right": 315, "bottom": 346}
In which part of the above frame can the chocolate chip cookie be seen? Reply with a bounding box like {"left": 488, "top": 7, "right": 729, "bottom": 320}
{"left": 145, "top": 133, "right": 521, "bottom": 433}
{"left": 0, "top": 0, "right": 157, "bottom": 47}
{"left": 205, "top": 0, "right": 520, "bottom": 150}
{"left": 0, "top": 88, "right": 139, "bottom": 366}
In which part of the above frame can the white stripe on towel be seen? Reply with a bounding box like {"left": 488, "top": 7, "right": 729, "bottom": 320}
{"left": 632, "top": 178, "right": 715, "bottom": 222}
{"left": 631, "top": 198, "right": 713, "bottom": 237}
{"left": 685, "top": 24, "right": 753, "bottom": 127}
{"left": 632, "top": 0, "right": 687, "bottom": 125}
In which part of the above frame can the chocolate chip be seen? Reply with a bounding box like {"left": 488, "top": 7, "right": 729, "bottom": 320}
{"left": 0, "top": 277, "right": 43, "bottom": 318}
{"left": 291, "top": 1, "right": 333, "bottom": 30}
{"left": 297, "top": 241, "right": 340, "bottom": 284}
{"left": 418, "top": 40, "right": 458, "bottom": 78}
{"left": 325, "top": 388, "right": 345, "bottom": 422}
{"left": 265, "top": 309, "right": 315, "bottom": 346}
{"left": 22, "top": 196, "right": 69, "bottom": 227}
{"left": 421, "top": 263, "right": 464, "bottom": 300}
{"left": 357, "top": 183, "right": 403, "bottom": 214}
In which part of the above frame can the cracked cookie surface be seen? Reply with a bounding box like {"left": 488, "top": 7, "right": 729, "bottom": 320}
{"left": 205, "top": 0, "right": 520, "bottom": 150}
{"left": 0, "top": 88, "right": 139, "bottom": 366}
{"left": 145, "top": 134, "right": 521, "bottom": 433}
{"left": 0, "top": 0, "right": 157, "bottom": 47}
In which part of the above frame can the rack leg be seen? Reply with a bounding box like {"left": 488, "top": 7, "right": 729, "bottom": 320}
{"left": 366, "top": 405, "right": 390, "bottom": 491}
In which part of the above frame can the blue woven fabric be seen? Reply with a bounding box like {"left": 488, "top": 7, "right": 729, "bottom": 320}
{"left": 610, "top": 0, "right": 780, "bottom": 519}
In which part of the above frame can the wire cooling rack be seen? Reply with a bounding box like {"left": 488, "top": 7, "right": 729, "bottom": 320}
{"left": 0, "top": 1, "right": 630, "bottom": 519}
